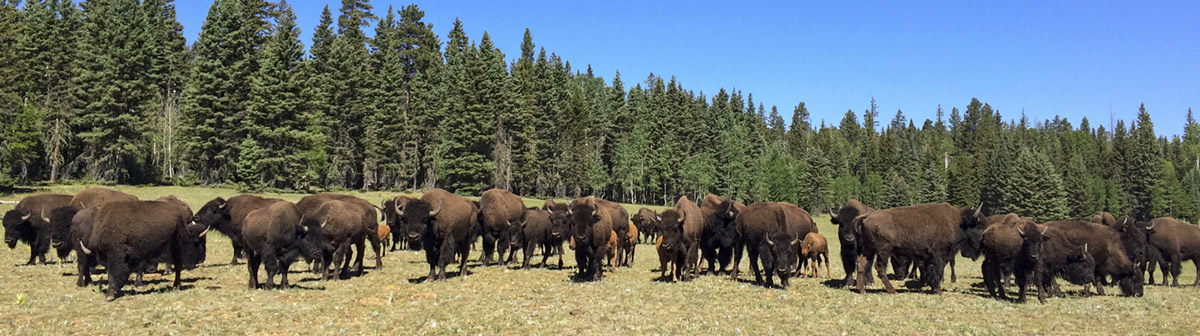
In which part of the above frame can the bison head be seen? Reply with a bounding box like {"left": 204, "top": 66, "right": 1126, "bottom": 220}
{"left": 3, "top": 209, "right": 29, "bottom": 248}
{"left": 295, "top": 217, "right": 324, "bottom": 264}
{"left": 762, "top": 231, "right": 801, "bottom": 285}
{"left": 194, "top": 197, "right": 232, "bottom": 229}
{"left": 1016, "top": 221, "right": 1048, "bottom": 261}
{"left": 658, "top": 218, "right": 683, "bottom": 251}
{"left": 178, "top": 223, "right": 210, "bottom": 269}
{"left": 1112, "top": 217, "right": 1149, "bottom": 270}
{"left": 509, "top": 214, "right": 527, "bottom": 249}
{"left": 398, "top": 199, "right": 439, "bottom": 243}
{"left": 47, "top": 206, "right": 80, "bottom": 250}
{"left": 958, "top": 203, "right": 987, "bottom": 260}
{"left": 568, "top": 199, "right": 601, "bottom": 246}
{"left": 545, "top": 201, "right": 569, "bottom": 239}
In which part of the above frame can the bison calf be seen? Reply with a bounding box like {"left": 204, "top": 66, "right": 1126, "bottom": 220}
{"left": 801, "top": 233, "right": 830, "bottom": 278}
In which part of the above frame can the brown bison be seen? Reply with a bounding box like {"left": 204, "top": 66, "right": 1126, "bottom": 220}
{"left": 981, "top": 214, "right": 1038, "bottom": 300}
{"left": 801, "top": 232, "right": 830, "bottom": 278}
{"left": 297, "top": 193, "right": 383, "bottom": 274}
{"left": 622, "top": 222, "right": 638, "bottom": 267}
{"left": 80, "top": 198, "right": 207, "bottom": 301}
{"left": 3, "top": 193, "right": 72, "bottom": 265}
{"left": 377, "top": 225, "right": 391, "bottom": 255}
{"left": 568, "top": 197, "right": 623, "bottom": 281}
{"left": 242, "top": 201, "right": 322, "bottom": 289}
{"left": 656, "top": 226, "right": 686, "bottom": 282}
{"left": 1144, "top": 217, "right": 1200, "bottom": 287}
{"left": 396, "top": 188, "right": 478, "bottom": 281}
{"left": 829, "top": 199, "right": 873, "bottom": 286}
{"left": 854, "top": 202, "right": 986, "bottom": 295}
{"left": 699, "top": 194, "right": 744, "bottom": 275}
{"left": 543, "top": 199, "right": 570, "bottom": 269}
{"left": 194, "top": 195, "right": 286, "bottom": 265}
{"left": 660, "top": 196, "right": 703, "bottom": 280}
{"left": 478, "top": 189, "right": 525, "bottom": 266}
{"left": 731, "top": 202, "right": 803, "bottom": 288}
{"left": 1043, "top": 220, "right": 1142, "bottom": 296}
{"left": 633, "top": 207, "right": 659, "bottom": 244}
{"left": 382, "top": 196, "right": 417, "bottom": 251}
{"left": 305, "top": 199, "right": 365, "bottom": 280}
{"left": 507, "top": 208, "right": 559, "bottom": 269}
{"left": 68, "top": 187, "right": 138, "bottom": 210}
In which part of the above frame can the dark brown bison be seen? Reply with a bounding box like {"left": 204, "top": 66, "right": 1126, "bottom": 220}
{"left": 568, "top": 197, "right": 623, "bottom": 281}
{"left": 242, "top": 201, "right": 322, "bottom": 289}
{"left": 1144, "top": 217, "right": 1200, "bottom": 287}
{"left": 68, "top": 187, "right": 138, "bottom": 210}
{"left": 507, "top": 208, "right": 558, "bottom": 269}
{"left": 779, "top": 202, "right": 817, "bottom": 277}
{"left": 658, "top": 196, "right": 703, "bottom": 280}
{"left": 1105, "top": 215, "right": 1153, "bottom": 285}
{"left": 48, "top": 205, "right": 98, "bottom": 286}
{"left": 80, "top": 198, "right": 207, "bottom": 301}
{"left": 1029, "top": 225, "right": 1097, "bottom": 303}
{"left": 981, "top": 214, "right": 1038, "bottom": 300}
{"left": 730, "top": 202, "right": 803, "bottom": 288}
{"left": 478, "top": 189, "right": 525, "bottom": 266}
{"left": 543, "top": 199, "right": 569, "bottom": 269}
{"left": 3, "top": 193, "right": 72, "bottom": 265}
{"left": 656, "top": 225, "right": 686, "bottom": 282}
{"left": 304, "top": 199, "right": 363, "bottom": 280}
{"left": 396, "top": 188, "right": 478, "bottom": 281}
{"left": 1044, "top": 220, "right": 1142, "bottom": 297}
{"left": 633, "top": 207, "right": 659, "bottom": 244}
{"left": 699, "top": 194, "right": 744, "bottom": 275}
{"left": 194, "top": 195, "right": 286, "bottom": 265}
{"left": 829, "top": 199, "right": 872, "bottom": 286}
{"left": 297, "top": 193, "right": 383, "bottom": 274}
{"left": 854, "top": 202, "right": 986, "bottom": 295}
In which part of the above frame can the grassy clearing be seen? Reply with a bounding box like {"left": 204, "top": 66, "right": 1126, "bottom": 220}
{"left": 0, "top": 185, "right": 1198, "bottom": 334}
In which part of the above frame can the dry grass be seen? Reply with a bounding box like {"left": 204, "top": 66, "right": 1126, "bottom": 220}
{"left": 1, "top": 185, "right": 1198, "bottom": 334}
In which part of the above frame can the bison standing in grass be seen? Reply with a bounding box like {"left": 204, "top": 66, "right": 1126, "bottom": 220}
{"left": 478, "top": 189, "right": 525, "bottom": 266}
{"left": 80, "top": 197, "right": 208, "bottom": 301}
{"left": 829, "top": 199, "right": 872, "bottom": 286}
{"left": 854, "top": 202, "right": 986, "bottom": 295}
{"left": 382, "top": 196, "right": 418, "bottom": 251}
{"left": 658, "top": 196, "right": 703, "bottom": 281}
{"left": 1144, "top": 217, "right": 1200, "bottom": 287}
{"left": 801, "top": 232, "right": 830, "bottom": 278}
{"left": 3, "top": 193, "right": 72, "bottom": 265}
{"left": 397, "top": 188, "right": 478, "bottom": 281}
{"left": 633, "top": 208, "right": 659, "bottom": 244}
{"left": 1043, "top": 220, "right": 1143, "bottom": 297}
{"left": 297, "top": 193, "right": 383, "bottom": 274}
{"left": 306, "top": 200, "right": 365, "bottom": 280}
{"left": 568, "top": 197, "right": 624, "bottom": 281}
{"left": 731, "top": 202, "right": 803, "bottom": 288}
{"left": 699, "top": 194, "right": 743, "bottom": 275}
{"left": 194, "top": 195, "right": 286, "bottom": 266}
{"left": 508, "top": 208, "right": 558, "bottom": 269}
{"left": 656, "top": 224, "right": 686, "bottom": 282}
{"left": 242, "top": 201, "right": 322, "bottom": 289}
{"left": 543, "top": 200, "right": 570, "bottom": 269}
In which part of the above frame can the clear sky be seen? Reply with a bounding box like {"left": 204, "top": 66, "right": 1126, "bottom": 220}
{"left": 175, "top": 0, "right": 1199, "bottom": 137}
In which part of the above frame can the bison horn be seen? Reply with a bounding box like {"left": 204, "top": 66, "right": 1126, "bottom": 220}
{"left": 655, "top": 215, "right": 661, "bottom": 222}
{"left": 20, "top": 212, "right": 31, "bottom": 221}
{"left": 197, "top": 225, "right": 210, "bottom": 238}
{"left": 1145, "top": 221, "right": 1155, "bottom": 231}
{"left": 1083, "top": 243, "right": 1088, "bottom": 253}
{"left": 828, "top": 208, "right": 838, "bottom": 221}
{"left": 677, "top": 210, "right": 686, "bottom": 223}
{"left": 219, "top": 202, "right": 227, "bottom": 209}
{"left": 430, "top": 200, "right": 442, "bottom": 217}
{"left": 321, "top": 218, "right": 329, "bottom": 228}
{"left": 974, "top": 202, "right": 983, "bottom": 216}
{"left": 1016, "top": 227, "right": 1026, "bottom": 236}
{"left": 791, "top": 237, "right": 801, "bottom": 246}
{"left": 41, "top": 205, "right": 49, "bottom": 223}
{"left": 79, "top": 201, "right": 85, "bottom": 209}
{"left": 764, "top": 233, "right": 774, "bottom": 246}
{"left": 79, "top": 241, "right": 92, "bottom": 255}
{"left": 1040, "top": 226, "right": 1049, "bottom": 235}
{"left": 590, "top": 198, "right": 599, "bottom": 216}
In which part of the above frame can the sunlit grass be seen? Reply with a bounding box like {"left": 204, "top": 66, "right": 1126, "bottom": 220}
{"left": 0, "top": 185, "right": 1196, "bottom": 334}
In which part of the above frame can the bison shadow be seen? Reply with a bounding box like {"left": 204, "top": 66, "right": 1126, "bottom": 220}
{"left": 406, "top": 270, "right": 472, "bottom": 283}
{"left": 142, "top": 276, "right": 213, "bottom": 286}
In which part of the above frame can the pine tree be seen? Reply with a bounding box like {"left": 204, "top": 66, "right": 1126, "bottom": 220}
{"left": 786, "top": 102, "right": 811, "bottom": 158}
{"left": 325, "top": 0, "right": 376, "bottom": 188}
{"left": 1061, "top": 151, "right": 1097, "bottom": 219}
{"left": 142, "top": 0, "right": 189, "bottom": 181}
{"left": 396, "top": 4, "right": 442, "bottom": 190}
{"left": 1004, "top": 147, "right": 1069, "bottom": 222}
{"left": 0, "top": 2, "right": 20, "bottom": 185}
{"left": 883, "top": 171, "right": 911, "bottom": 208}
{"left": 437, "top": 20, "right": 493, "bottom": 194}
{"left": 509, "top": 28, "right": 539, "bottom": 194}
{"left": 362, "top": 5, "right": 407, "bottom": 190}
{"left": 1125, "top": 104, "right": 1164, "bottom": 220}
{"left": 917, "top": 151, "right": 948, "bottom": 204}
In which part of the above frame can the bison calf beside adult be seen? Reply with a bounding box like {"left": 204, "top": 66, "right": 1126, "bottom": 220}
{"left": 242, "top": 201, "right": 321, "bottom": 289}
{"left": 801, "top": 232, "right": 830, "bottom": 278}
{"left": 297, "top": 193, "right": 383, "bottom": 274}
{"left": 3, "top": 193, "right": 72, "bottom": 265}
{"left": 854, "top": 202, "right": 986, "bottom": 295}
{"left": 80, "top": 198, "right": 208, "bottom": 301}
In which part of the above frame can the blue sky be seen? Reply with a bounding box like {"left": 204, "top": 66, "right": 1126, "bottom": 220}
{"left": 175, "top": 0, "right": 1198, "bottom": 136}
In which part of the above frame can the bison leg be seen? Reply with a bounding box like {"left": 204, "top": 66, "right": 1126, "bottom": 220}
{"left": 230, "top": 242, "right": 243, "bottom": 266}
{"left": 280, "top": 259, "right": 293, "bottom": 290}
{"left": 480, "top": 232, "right": 496, "bottom": 266}
{"left": 247, "top": 251, "right": 261, "bottom": 290}
{"left": 367, "top": 228, "right": 384, "bottom": 270}
{"left": 134, "top": 264, "right": 147, "bottom": 290}
{"left": 105, "top": 253, "right": 131, "bottom": 301}
{"left": 948, "top": 257, "right": 957, "bottom": 283}
{"left": 351, "top": 238, "right": 366, "bottom": 276}
{"left": 729, "top": 240, "right": 744, "bottom": 282}
{"left": 76, "top": 252, "right": 93, "bottom": 287}
{"left": 1169, "top": 250, "right": 1182, "bottom": 287}
{"left": 747, "top": 248, "right": 763, "bottom": 285}
{"left": 981, "top": 259, "right": 1001, "bottom": 299}
{"left": 1015, "top": 268, "right": 1030, "bottom": 303}
{"left": 263, "top": 249, "right": 280, "bottom": 290}
{"left": 874, "top": 254, "right": 898, "bottom": 294}
{"left": 824, "top": 252, "right": 831, "bottom": 278}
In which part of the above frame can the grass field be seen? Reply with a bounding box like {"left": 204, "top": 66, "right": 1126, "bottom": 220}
{"left": 1, "top": 185, "right": 1198, "bottom": 334}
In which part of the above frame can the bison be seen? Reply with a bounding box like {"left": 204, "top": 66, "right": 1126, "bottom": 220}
{"left": 478, "top": 189, "right": 525, "bottom": 266}
{"left": 829, "top": 199, "right": 872, "bottom": 286}
{"left": 377, "top": 225, "right": 391, "bottom": 255}
{"left": 1144, "top": 217, "right": 1200, "bottom": 287}
{"left": 622, "top": 222, "right": 638, "bottom": 267}
{"left": 731, "top": 202, "right": 802, "bottom": 288}
{"left": 633, "top": 207, "right": 659, "bottom": 244}
{"left": 543, "top": 199, "right": 570, "bottom": 269}
{"left": 508, "top": 208, "right": 559, "bottom": 269}
{"left": 194, "top": 195, "right": 286, "bottom": 266}
{"left": 656, "top": 225, "right": 686, "bottom": 282}
{"left": 1043, "top": 220, "right": 1143, "bottom": 297}
{"left": 67, "top": 187, "right": 138, "bottom": 210}
{"left": 382, "top": 196, "right": 417, "bottom": 251}
{"left": 79, "top": 198, "right": 207, "bottom": 301}
{"left": 854, "top": 202, "right": 986, "bottom": 295}
{"left": 242, "top": 201, "right": 322, "bottom": 289}
{"left": 660, "top": 196, "right": 704, "bottom": 280}
{"left": 699, "top": 194, "right": 744, "bottom": 275}
{"left": 304, "top": 200, "right": 365, "bottom": 280}
{"left": 397, "top": 188, "right": 478, "bottom": 281}
{"left": 801, "top": 232, "right": 830, "bottom": 278}
{"left": 567, "top": 197, "right": 623, "bottom": 281}
{"left": 297, "top": 193, "right": 383, "bottom": 274}
{"left": 3, "top": 193, "right": 72, "bottom": 265}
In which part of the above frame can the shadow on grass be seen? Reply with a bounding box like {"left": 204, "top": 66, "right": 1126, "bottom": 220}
{"left": 142, "top": 276, "right": 213, "bottom": 286}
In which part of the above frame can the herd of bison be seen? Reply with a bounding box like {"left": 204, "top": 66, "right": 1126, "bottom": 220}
{"left": 3, "top": 187, "right": 1200, "bottom": 303}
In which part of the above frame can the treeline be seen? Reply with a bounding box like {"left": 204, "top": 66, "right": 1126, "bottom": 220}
{"left": 1, "top": 1, "right": 1198, "bottom": 222}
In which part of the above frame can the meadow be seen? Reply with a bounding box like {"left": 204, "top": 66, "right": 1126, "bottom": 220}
{"left": 1, "top": 185, "right": 1198, "bottom": 335}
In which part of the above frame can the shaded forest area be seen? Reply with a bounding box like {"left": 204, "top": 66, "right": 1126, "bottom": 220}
{"left": 0, "top": 0, "right": 1197, "bottom": 222}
